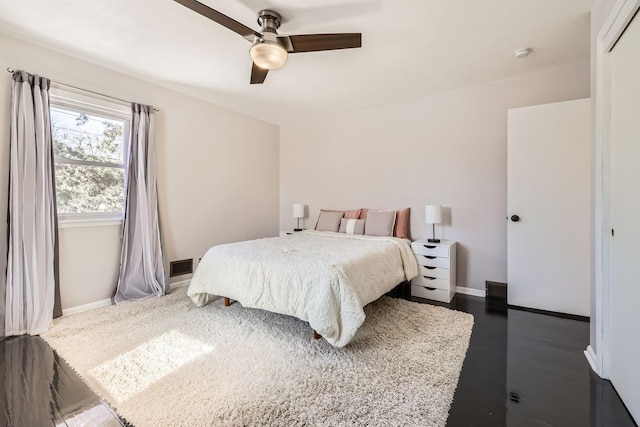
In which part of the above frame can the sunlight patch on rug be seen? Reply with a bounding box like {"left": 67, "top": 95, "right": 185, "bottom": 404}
{"left": 89, "top": 330, "right": 213, "bottom": 403}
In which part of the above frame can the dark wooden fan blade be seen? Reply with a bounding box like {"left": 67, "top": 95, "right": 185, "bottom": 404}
{"left": 288, "top": 33, "right": 362, "bottom": 53}
{"left": 250, "top": 62, "right": 269, "bottom": 85}
{"left": 173, "top": 0, "right": 261, "bottom": 39}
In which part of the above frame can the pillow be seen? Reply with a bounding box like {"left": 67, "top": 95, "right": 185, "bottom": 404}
{"left": 359, "top": 208, "right": 369, "bottom": 220}
{"left": 315, "top": 210, "right": 345, "bottom": 232}
{"left": 344, "top": 209, "right": 361, "bottom": 219}
{"left": 339, "top": 218, "right": 365, "bottom": 235}
{"left": 393, "top": 207, "right": 411, "bottom": 239}
{"left": 364, "top": 210, "right": 396, "bottom": 237}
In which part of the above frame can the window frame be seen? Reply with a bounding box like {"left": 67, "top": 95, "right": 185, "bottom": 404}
{"left": 49, "top": 85, "right": 131, "bottom": 224}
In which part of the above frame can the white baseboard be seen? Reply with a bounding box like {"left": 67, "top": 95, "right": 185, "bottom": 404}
{"left": 62, "top": 298, "right": 113, "bottom": 316}
{"left": 584, "top": 345, "right": 602, "bottom": 377}
{"left": 170, "top": 279, "right": 191, "bottom": 289}
{"left": 456, "top": 286, "right": 486, "bottom": 298}
{"left": 62, "top": 281, "right": 189, "bottom": 316}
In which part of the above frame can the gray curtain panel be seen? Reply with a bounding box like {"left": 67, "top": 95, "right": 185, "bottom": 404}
{"left": 114, "top": 103, "right": 166, "bottom": 303}
{"left": 5, "top": 70, "right": 61, "bottom": 337}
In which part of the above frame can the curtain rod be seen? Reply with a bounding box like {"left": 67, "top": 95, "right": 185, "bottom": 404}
{"left": 6, "top": 67, "right": 159, "bottom": 112}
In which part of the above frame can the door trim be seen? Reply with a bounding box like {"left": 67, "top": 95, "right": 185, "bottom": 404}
{"left": 593, "top": 0, "right": 640, "bottom": 379}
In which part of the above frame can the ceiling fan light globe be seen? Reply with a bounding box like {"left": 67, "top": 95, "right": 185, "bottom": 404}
{"left": 250, "top": 40, "right": 288, "bottom": 70}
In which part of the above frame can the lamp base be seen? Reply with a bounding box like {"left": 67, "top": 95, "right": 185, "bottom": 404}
{"left": 427, "top": 238, "right": 441, "bottom": 243}
{"left": 293, "top": 228, "right": 303, "bottom": 232}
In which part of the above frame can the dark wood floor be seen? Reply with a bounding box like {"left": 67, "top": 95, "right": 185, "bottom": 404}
{"left": 0, "top": 291, "right": 636, "bottom": 426}
{"left": 413, "top": 292, "right": 637, "bottom": 427}
{"left": 0, "top": 334, "right": 125, "bottom": 426}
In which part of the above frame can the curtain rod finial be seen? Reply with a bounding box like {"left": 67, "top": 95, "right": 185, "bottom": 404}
{"left": 7, "top": 67, "right": 15, "bottom": 73}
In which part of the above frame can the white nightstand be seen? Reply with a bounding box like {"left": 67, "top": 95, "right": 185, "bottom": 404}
{"left": 410, "top": 239, "right": 457, "bottom": 302}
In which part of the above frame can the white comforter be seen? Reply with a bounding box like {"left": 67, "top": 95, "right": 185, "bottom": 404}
{"left": 187, "top": 230, "right": 418, "bottom": 347}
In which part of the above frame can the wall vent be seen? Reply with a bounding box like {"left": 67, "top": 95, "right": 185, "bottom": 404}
{"left": 170, "top": 258, "right": 193, "bottom": 277}
{"left": 486, "top": 281, "right": 507, "bottom": 300}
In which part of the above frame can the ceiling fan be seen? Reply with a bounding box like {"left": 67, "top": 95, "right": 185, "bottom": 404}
{"left": 173, "top": 0, "right": 362, "bottom": 84}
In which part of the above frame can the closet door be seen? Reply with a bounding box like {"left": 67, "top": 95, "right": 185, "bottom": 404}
{"left": 507, "top": 99, "right": 590, "bottom": 316}
{"left": 609, "top": 12, "right": 640, "bottom": 422}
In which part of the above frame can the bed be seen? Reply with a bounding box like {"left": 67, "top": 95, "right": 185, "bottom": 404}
{"left": 187, "top": 230, "right": 418, "bottom": 347}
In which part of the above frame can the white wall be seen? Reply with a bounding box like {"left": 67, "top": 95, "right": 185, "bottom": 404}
{"left": 280, "top": 60, "right": 590, "bottom": 291}
{"left": 0, "top": 33, "right": 280, "bottom": 310}
{"left": 57, "top": 224, "right": 122, "bottom": 308}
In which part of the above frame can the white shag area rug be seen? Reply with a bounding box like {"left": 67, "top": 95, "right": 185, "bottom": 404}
{"left": 43, "top": 287, "right": 473, "bottom": 427}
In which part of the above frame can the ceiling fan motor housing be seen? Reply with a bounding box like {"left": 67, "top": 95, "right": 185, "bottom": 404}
{"left": 257, "top": 10, "right": 282, "bottom": 33}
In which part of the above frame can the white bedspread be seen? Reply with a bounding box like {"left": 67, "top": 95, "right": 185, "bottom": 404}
{"left": 187, "top": 231, "right": 418, "bottom": 347}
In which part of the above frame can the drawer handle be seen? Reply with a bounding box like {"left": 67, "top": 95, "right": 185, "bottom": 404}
{"left": 426, "top": 287, "right": 436, "bottom": 291}
{"left": 423, "top": 245, "right": 437, "bottom": 249}
{"left": 423, "top": 255, "right": 437, "bottom": 259}
{"left": 423, "top": 276, "right": 436, "bottom": 280}
{"left": 424, "top": 266, "right": 436, "bottom": 270}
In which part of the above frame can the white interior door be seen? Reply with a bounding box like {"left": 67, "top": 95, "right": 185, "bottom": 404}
{"left": 507, "top": 99, "right": 590, "bottom": 316}
{"left": 609, "top": 12, "right": 640, "bottom": 422}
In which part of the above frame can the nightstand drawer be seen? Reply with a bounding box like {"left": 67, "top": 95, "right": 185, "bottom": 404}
{"left": 411, "top": 243, "right": 449, "bottom": 258}
{"left": 411, "top": 275, "right": 450, "bottom": 290}
{"left": 414, "top": 255, "right": 449, "bottom": 269}
{"left": 417, "top": 265, "right": 449, "bottom": 279}
{"left": 411, "top": 285, "right": 450, "bottom": 302}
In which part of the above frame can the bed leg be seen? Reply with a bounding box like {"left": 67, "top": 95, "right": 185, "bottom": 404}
{"left": 224, "top": 297, "right": 231, "bottom": 307}
{"left": 313, "top": 330, "right": 322, "bottom": 340}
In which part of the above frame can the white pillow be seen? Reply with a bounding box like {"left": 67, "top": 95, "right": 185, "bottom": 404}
{"left": 339, "top": 218, "right": 365, "bottom": 235}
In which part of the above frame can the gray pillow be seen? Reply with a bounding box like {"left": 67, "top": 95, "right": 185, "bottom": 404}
{"left": 364, "top": 210, "right": 397, "bottom": 236}
{"left": 338, "top": 218, "right": 365, "bottom": 235}
{"left": 315, "top": 210, "right": 345, "bottom": 232}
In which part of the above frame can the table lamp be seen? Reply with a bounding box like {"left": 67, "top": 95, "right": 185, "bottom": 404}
{"left": 293, "top": 204, "right": 305, "bottom": 231}
{"left": 425, "top": 204, "right": 442, "bottom": 243}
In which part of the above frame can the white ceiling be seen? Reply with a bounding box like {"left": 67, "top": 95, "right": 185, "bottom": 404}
{"left": 0, "top": 0, "right": 593, "bottom": 124}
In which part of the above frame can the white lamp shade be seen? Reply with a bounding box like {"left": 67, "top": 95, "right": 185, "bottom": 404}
{"left": 292, "top": 204, "right": 305, "bottom": 218}
{"left": 425, "top": 205, "right": 442, "bottom": 224}
{"left": 250, "top": 40, "right": 288, "bottom": 70}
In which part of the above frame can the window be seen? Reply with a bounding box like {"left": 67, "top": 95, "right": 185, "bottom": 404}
{"left": 50, "top": 87, "right": 131, "bottom": 222}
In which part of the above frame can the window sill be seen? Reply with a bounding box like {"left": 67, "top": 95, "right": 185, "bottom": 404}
{"left": 58, "top": 218, "right": 123, "bottom": 229}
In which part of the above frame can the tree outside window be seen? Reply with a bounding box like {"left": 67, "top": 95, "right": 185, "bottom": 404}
{"left": 50, "top": 104, "right": 129, "bottom": 218}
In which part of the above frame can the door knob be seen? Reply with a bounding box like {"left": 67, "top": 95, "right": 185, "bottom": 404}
{"left": 510, "top": 215, "right": 520, "bottom": 222}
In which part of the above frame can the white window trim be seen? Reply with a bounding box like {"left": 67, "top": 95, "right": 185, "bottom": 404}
{"left": 50, "top": 86, "right": 131, "bottom": 224}
{"left": 58, "top": 216, "right": 123, "bottom": 229}
{"left": 54, "top": 157, "right": 126, "bottom": 169}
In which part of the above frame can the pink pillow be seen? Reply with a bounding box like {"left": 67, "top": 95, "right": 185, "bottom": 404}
{"left": 344, "top": 209, "right": 361, "bottom": 219}
{"left": 393, "top": 208, "right": 411, "bottom": 239}
{"left": 359, "top": 209, "right": 369, "bottom": 220}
